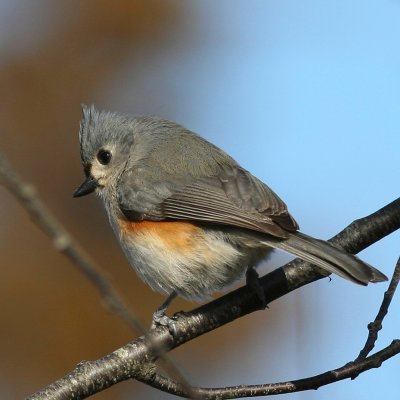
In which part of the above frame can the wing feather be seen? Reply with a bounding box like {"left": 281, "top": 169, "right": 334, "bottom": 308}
{"left": 162, "top": 172, "right": 297, "bottom": 238}
{"left": 118, "top": 161, "right": 298, "bottom": 238}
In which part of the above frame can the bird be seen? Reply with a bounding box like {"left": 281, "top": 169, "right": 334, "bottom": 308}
{"left": 74, "top": 105, "right": 387, "bottom": 325}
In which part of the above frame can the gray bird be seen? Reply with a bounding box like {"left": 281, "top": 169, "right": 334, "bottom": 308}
{"left": 74, "top": 105, "right": 387, "bottom": 324}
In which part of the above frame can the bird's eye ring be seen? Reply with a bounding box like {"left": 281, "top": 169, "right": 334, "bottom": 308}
{"left": 97, "top": 149, "right": 112, "bottom": 165}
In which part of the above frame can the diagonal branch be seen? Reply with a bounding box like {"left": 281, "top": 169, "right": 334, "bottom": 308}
{"left": 0, "top": 152, "right": 197, "bottom": 398}
{"left": 26, "top": 197, "right": 400, "bottom": 399}
{"left": 138, "top": 253, "right": 400, "bottom": 398}
{"left": 0, "top": 151, "right": 144, "bottom": 333}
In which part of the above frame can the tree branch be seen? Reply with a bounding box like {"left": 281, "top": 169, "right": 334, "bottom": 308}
{"left": 135, "top": 339, "right": 400, "bottom": 398}
{"left": 0, "top": 152, "right": 197, "bottom": 398}
{"left": 26, "top": 197, "right": 400, "bottom": 399}
{"left": 355, "top": 256, "right": 400, "bottom": 362}
{"left": 137, "top": 255, "right": 400, "bottom": 398}
{"left": 0, "top": 151, "right": 144, "bottom": 333}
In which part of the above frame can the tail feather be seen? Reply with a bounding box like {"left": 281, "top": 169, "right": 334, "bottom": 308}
{"left": 261, "top": 231, "right": 387, "bottom": 285}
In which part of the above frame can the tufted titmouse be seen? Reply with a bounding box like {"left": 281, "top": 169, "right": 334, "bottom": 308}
{"left": 74, "top": 105, "right": 387, "bottom": 324}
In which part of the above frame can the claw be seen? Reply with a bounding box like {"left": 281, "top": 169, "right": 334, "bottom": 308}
{"left": 151, "top": 292, "right": 179, "bottom": 334}
{"left": 151, "top": 309, "right": 179, "bottom": 335}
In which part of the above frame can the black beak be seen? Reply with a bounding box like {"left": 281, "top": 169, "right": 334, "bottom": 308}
{"left": 73, "top": 176, "right": 98, "bottom": 197}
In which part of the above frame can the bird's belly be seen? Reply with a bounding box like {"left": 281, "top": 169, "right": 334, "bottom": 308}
{"left": 116, "top": 219, "right": 250, "bottom": 300}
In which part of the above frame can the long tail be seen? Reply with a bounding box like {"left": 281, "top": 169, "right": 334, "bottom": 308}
{"left": 261, "top": 231, "right": 387, "bottom": 285}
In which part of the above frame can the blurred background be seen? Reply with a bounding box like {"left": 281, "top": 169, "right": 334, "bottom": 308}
{"left": 0, "top": 1, "right": 399, "bottom": 399}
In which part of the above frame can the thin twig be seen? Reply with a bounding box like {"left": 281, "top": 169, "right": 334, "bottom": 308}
{"left": 26, "top": 197, "right": 400, "bottom": 399}
{"left": 0, "top": 152, "right": 198, "bottom": 399}
{"left": 355, "top": 256, "right": 400, "bottom": 362}
{"left": 135, "top": 340, "right": 400, "bottom": 398}
{"left": 0, "top": 151, "right": 144, "bottom": 332}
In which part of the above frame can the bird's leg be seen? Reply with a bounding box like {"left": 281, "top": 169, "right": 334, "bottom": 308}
{"left": 246, "top": 267, "right": 268, "bottom": 309}
{"left": 152, "top": 291, "right": 178, "bottom": 329}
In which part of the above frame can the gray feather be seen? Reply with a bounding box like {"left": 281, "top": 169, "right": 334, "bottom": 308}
{"left": 260, "top": 232, "right": 387, "bottom": 284}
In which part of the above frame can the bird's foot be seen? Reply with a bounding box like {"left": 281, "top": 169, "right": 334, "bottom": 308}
{"left": 246, "top": 267, "right": 268, "bottom": 309}
{"left": 151, "top": 309, "right": 179, "bottom": 336}
{"left": 151, "top": 292, "right": 179, "bottom": 335}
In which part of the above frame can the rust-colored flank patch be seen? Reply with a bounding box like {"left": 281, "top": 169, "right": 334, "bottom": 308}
{"left": 117, "top": 219, "right": 203, "bottom": 251}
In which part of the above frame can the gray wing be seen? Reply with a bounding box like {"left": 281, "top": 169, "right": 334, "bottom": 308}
{"left": 117, "top": 162, "right": 298, "bottom": 239}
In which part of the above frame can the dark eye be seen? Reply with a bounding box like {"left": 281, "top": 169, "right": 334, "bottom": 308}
{"left": 97, "top": 149, "right": 112, "bottom": 165}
